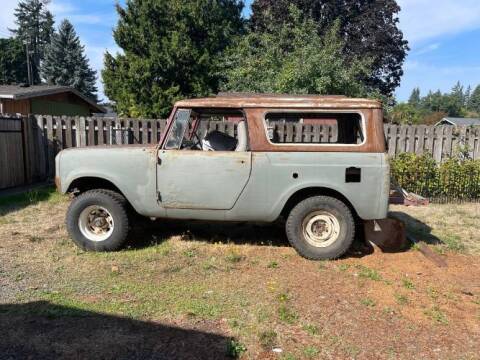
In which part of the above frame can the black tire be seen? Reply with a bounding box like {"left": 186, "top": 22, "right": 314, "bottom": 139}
{"left": 66, "top": 189, "right": 129, "bottom": 251}
{"left": 286, "top": 196, "right": 355, "bottom": 260}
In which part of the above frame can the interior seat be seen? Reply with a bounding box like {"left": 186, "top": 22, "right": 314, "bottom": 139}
{"left": 202, "top": 121, "right": 248, "bottom": 152}
{"left": 235, "top": 121, "right": 247, "bottom": 151}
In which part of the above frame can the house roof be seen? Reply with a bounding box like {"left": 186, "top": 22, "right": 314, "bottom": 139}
{"left": 175, "top": 93, "right": 382, "bottom": 109}
{"left": 437, "top": 117, "right": 480, "bottom": 126}
{"left": 0, "top": 85, "right": 106, "bottom": 113}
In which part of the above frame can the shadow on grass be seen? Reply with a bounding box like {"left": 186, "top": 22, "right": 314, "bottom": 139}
{"left": 0, "top": 301, "right": 236, "bottom": 360}
{"left": 126, "top": 216, "right": 423, "bottom": 258}
{"left": 0, "top": 186, "right": 61, "bottom": 216}
{"left": 127, "top": 218, "right": 290, "bottom": 249}
{"left": 126, "top": 218, "right": 402, "bottom": 260}
{"left": 389, "top": 211, "right": 443, "bottom": 245}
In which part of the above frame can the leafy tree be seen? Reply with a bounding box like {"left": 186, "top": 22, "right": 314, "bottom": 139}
{"left": 0, "top": 38, "right": 28, "bottom": 84}
{"left": 422, "top": 111, "right": 447, "bottom": 126}
{"left": 41, "top": 20, "right": 98, "bottom": 100}
{"left": 389, "top": 103, "right": 427, "bottom": 124}
{"left": 250, "top": 0, "right": 409, "bottom": 97}
{"left": 408, "top": 87, "right": 421, "bottom": 107}
{"left": 421, "top": 90, "right": 444, "bottom": 113}
{"left": 221, "top": 8, "right": 374, "bottom": 97}
{"left": 102, "top": 0, "right": 245, "bottom": 118}
{"left": 10, "top": 0, "right": 54, "bottom": 84}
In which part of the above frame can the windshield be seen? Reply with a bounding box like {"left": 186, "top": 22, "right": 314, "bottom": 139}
{"left": 164, "top": 109, "right": 192, "bottom": 149}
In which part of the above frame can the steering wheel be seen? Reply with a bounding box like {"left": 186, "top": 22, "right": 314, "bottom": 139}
{"left": 185, "top": 132, "right": 202, "bottom": 150}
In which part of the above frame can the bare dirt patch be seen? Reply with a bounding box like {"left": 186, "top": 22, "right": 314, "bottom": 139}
{"left": 0, "top": 191, "right": 479, "bottom": 359}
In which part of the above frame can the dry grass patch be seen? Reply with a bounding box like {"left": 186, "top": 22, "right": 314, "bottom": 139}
{"left": 390, "top": 203, "right": 480, "bottom": 254}
{"left": 1, "top": 190, "right": 480, "bottom": 359}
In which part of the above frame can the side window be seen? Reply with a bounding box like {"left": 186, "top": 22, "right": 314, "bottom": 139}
{"left": 164, "top": 109, "right": 192, "bottom": 149}
{"left": 264, "top": 112, "right": 365, "bottom": 145}
{"left": 164, "top": 108, "right": 249, "bottom": 151}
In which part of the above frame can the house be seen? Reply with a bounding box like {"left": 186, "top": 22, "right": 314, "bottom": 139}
{"left": 0, "top": 85, "right": 106, "bottom": 116}
{"left": 435, "top": 117, "right": 480, "bottom": 127}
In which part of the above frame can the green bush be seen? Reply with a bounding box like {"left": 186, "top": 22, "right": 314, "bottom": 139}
{"left": 390, "top": 153, "right": 480, "bottom": 200}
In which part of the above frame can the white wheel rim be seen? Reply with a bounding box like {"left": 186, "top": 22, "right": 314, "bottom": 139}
{"left": 302, "top": 211, "right": 341, "bottom": 248}
{"left": 78, "top": 205, "right": 114, "bottom": 242}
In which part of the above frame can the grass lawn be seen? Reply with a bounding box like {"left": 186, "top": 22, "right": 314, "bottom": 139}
{"left": 0, "top": 188, "right": 479, "bottom": 359}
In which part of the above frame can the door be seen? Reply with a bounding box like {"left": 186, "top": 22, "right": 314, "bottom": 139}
{"left": 156, "top": 107, "right": 252, "bottom": 210}
{"left": 157, "top": 150, "right": 252, "bottom": 209}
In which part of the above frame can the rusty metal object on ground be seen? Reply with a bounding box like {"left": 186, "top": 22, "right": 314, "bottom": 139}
{"left": 364, "top": 218, "right": 409, "bottom": 253}
{"left": 406, "top": 234, "right": 448, "bottom": 268}
{"left": 389, "top": 185, "right": 429, "bottom": 206}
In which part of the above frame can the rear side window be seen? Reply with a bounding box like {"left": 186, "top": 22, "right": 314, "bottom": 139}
{"left": 264, "top": 112, "right": 364, "bottom": 145}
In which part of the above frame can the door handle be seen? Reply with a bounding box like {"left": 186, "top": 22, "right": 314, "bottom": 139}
{"left": 157, "top": 157, "right": 162, "bottom": 166}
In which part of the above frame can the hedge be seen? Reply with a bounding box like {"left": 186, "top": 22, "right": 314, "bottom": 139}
{"left": 390, "top": 153, "right": 480, "bottom": 201}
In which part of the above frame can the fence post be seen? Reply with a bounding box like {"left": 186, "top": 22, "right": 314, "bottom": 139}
{"left": 78, "top": 116, "right": 86, "bottom": 147}
{"left": 35, "top": 115, "right": 47, "bottom": 180}
{"left": 21, "top": 116, "right": 33, "bottom": 184}
{"left": 45, "top": 115, "right": 55, "bottom": 178}
{"left": 433, "top": 126, "right": 444, "bottom": 162}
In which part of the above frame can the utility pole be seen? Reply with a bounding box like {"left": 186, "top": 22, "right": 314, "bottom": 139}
{"left": 24, "top": 39, "right": 32, "bottom": 85}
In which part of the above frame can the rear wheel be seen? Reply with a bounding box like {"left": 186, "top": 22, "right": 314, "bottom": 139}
{"left": 286, "top": 196, "right": 355, "bottom": 260}
{"left": 66, "top": 189, "right": 129, "bottom": 251}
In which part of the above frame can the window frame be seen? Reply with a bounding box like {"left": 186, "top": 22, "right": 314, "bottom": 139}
{"left": 161, "top": 107, "right": 250, "bottom": 151}
{"left": 163, "top": 108, "right": 193, "bottom": 150}
{"left": 261, "top": 109, "right": 367, "bottom": 147}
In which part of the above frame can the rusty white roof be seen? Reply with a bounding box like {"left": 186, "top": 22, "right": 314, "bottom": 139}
{"left": 175, "top": 93, "right": 382, "bottom": 109}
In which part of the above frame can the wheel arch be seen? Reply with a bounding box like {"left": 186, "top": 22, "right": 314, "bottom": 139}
{"left": 66, "top": 176, "right": 141, "bottom": 214}
{"left": 67, "top": 176, "right": 124, "bottom": 196}
{"left": 281, "top": 187, "right": 359, "bottom": 220}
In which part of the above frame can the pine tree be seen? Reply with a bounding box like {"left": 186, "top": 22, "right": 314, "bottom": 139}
{"left": 102, "top": 0, "right": 244, "bottom": 118}
{"left": 469, "top": 85, "right": 480, "bottom": 114}
{"left": 450, "top": 81, "right": 464, "bottom": 105}
{"left": 10, "top": 0, "right": 54, "bottom": 84}
{"left": 464, "top": 85, "right": 472, "bottom": 108}
{"left": 408, "top": 87, "right": 421, "bottom": 107}
{"left": 41, "top": 20, "right": 97, "bottom": 100}
{"left": 447, "top": 82, "right": 465, "bottom": 116}
{"left": 0, "top": 38, "right": 28, "bottom": 84}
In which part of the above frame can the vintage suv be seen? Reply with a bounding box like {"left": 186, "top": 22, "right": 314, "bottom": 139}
{"left": 55, "top": 94, "right": 389, "bottom": 260}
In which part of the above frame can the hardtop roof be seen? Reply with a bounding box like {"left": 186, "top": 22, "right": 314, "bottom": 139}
{"left": 175, "top": 93, "right": 382, "bottom": 109}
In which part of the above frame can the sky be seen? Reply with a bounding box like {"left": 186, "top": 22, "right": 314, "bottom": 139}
{"left": 1, "top": 0, "right": 480, "bottom": 102}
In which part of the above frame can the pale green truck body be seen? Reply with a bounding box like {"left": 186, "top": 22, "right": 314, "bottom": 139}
{"left": 56, "top": 94, "right": 390, "bottom": 259}
{"left": 56, "top": 148, "right": 389, "bottom": 221}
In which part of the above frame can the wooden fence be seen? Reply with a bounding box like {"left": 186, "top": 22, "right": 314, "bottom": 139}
{"left": 0, "top": 116, "right": 45, "bottom": 189}
{"left": 34, "top": 115, "right": 480, "bottom": 160}
{"left": 0, "top": 117, "right": 26, "bottom": 189}
{"left": 384, "top": 124, "right": 480, "bottom": 162}
{"left": 1, "top": 114, "right": 480, "bottom": 190}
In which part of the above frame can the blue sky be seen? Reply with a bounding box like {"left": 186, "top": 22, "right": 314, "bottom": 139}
{"left": 1, "top": 0, "right": 480, "bottom": 102}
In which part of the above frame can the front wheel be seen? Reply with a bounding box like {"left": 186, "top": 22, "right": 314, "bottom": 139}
{"left": 66, "top": 189, "right": 129, "bottom": 251}
{"left": 286, "top": 196, "right": 355, "bottom": 260}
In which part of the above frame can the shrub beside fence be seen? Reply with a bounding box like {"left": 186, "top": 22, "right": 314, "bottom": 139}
{"left": 390, "top": 153, "right": 480, "bottom": 202}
